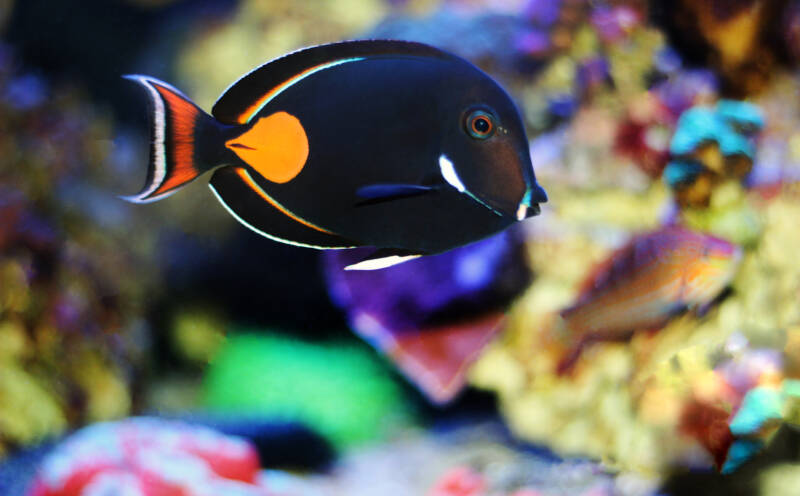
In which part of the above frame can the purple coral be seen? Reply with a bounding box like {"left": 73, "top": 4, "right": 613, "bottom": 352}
{"left": 324, "top": 229, "right": 532, "bottom": 403}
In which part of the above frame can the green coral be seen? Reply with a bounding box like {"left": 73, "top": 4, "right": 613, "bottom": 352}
{"left": 203, "top": 332, "right": 415, "bottom": 447}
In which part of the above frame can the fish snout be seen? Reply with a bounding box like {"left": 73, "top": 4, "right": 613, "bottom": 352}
{"left": 516, "top": 183, "right": 547, "bottom": 220}
{"left": 529, "top": 183, "right": 548, "bottom": 204}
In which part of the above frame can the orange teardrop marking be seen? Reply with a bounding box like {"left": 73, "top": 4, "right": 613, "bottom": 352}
{"left": 225, "top": 111, "right": 309, "bottom": 184}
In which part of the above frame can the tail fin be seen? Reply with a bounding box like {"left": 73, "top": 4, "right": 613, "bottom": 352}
{"left": 123, "top": 75, "right": 221, "bottom": 203}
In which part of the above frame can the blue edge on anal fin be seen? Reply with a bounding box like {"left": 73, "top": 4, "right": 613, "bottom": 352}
{"left": 208, "top": 166, "right": 356, "bottom": 250}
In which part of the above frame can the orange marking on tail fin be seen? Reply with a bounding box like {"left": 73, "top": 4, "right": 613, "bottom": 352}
{"left": 152, "top": 84, "right": 200, "bottom": 196}
{"left": 226, "top": 112, "right": 309, "bottom": 184}
{"left": 233, "top": 168, "right": 334, "bottom": 234}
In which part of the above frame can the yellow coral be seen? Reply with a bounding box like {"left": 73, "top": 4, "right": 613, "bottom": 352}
{"left": 69, "top": 350, "right": 131, "bottom": 422}
{"left": 171, "top": 307, "right": 227, "bottom": 364}
{"left": 0, "top": 261, "right": 30, "bottom": 315}
{"left": 0, "top": 362, "right": 66, "bottom": 447}
{"left": 759, "top": 463, "right": 800, "bottom": 496}
{"left": 0, "top": 319, "right": 30, "bottom": 360}
{"left": 471, "top": 158, "right": 800, "bottom": 474}
{"left": 177, "top": 0, "right": 388, "bottom": 109}
{"left": 607, "top": 28, "right": 664, "bottom": 98}
{"left": 682, "top": 181, "right": 763, "bottom": 246}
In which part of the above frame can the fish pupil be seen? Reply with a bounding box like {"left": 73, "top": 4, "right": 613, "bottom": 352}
{"left": 474, "top": 118, "right": 490, "bottom": 133}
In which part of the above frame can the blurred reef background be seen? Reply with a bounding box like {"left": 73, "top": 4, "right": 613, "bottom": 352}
{"left": 3, "top": 0, "right": 800, "bottom": 495}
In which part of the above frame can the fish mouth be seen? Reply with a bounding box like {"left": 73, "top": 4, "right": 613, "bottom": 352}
{"left": 515, "top": 183, "right": 547, "bottom": 220}
{"left": 516, "top": 203, "right": 541, "bottom": 220}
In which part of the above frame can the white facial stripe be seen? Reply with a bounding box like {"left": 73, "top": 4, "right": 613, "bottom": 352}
{"left": 439, "top": 154, "right": 466, "bottom": 192}
{"left": 344, "top": 255, "right": 421, "bottom": 271}
{"left": 438, "top": 154, "right": 504, "bottom": 217}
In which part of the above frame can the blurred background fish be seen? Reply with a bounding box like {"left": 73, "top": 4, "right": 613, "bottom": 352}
{"left": 552, "top": 226, "right": 742, "bottom": 373}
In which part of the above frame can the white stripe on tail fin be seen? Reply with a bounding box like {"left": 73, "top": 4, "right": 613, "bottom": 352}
{"left": 122, "top": 75, "right": 218, "bottom": 203}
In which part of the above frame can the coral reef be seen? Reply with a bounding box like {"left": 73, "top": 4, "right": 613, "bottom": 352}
{"left": 0, "top": 46, "right": 157, "bottom": 455}
{"left": 652, "top": 0, "right": 799, "bottom": 97}
{"left": 5, "top": 0, "right": 800, "bottom": 492}
{"left": 472, "top": 84, "right": 800, "bottom": 477}
{"left": 27, "top": 417, "right": 266, "bottom": 496}
{"left": 324, "top": 230, "right": 531, "bottom": 403}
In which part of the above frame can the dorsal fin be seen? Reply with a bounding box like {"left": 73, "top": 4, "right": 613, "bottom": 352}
{"left": 212, "top": 40, "right": 455, "bottom": 125}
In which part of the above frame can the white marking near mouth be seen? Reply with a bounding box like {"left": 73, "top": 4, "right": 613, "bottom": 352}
{"left": 516, "top": 204, "right": 527, "bottom": 221}
{"left": 439, "top": 154, "right": 466, "bottom": 192}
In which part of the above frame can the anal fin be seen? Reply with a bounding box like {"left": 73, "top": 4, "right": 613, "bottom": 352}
{"left": 209, "top": 166, "right": 356, "bottom": 249}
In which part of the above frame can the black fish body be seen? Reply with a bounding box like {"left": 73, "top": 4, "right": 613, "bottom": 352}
{"left": 125, "top": 40, "right": 547, "bottom": 269}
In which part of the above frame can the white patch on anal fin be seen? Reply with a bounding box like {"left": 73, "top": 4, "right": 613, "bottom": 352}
{"left": 439, "top": 155, "right": 466, "bottom": 192}
{"left": 344, "top": 254, "right": 422, "bottom": 271}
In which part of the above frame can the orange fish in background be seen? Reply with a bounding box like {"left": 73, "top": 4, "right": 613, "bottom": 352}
{"left": 554, "top": 226, "right": 742, "bottom": 374}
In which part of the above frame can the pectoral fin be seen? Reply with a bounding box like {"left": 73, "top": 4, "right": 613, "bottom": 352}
{"left": 355, "top": 183, "right": 438, "bottom": 206}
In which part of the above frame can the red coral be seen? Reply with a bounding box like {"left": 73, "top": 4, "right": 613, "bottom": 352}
{"left": 679, "top": 399, "right": 734, "bottom": 469}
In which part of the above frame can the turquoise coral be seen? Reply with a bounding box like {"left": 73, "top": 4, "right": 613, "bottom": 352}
{"left": 728, "top": 387, "right": 783, "bottom": 437}
{"left": 669, "top": 102, "right": 763, "bottom": 159}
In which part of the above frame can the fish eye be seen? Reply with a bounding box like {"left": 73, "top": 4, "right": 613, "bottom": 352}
{"left": 465, "top": 110, "right": 496, "bottom": 140}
